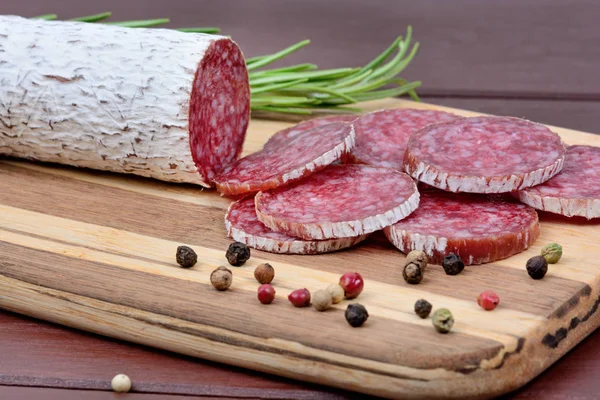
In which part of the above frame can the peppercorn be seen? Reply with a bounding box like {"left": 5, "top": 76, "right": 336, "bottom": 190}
{"left": 288, "top": 288, "right": 311, "bottom": 307}
{"left": 345, "top": 303, "right": 369, "bottom": 327}
{"left": 406, "top": 250, "right": 428, "bottom": 271}
{"left": 111, "top": 374, "right": 132, "bottom": 393}
{"left": 257, "top": 284, "right": 275, "bottom": 304}
{"left": 442, "top": 253, "right": 464, "bottom": 275}
{"left": 403, "top": 262, "right": 424, "bottom": 284}
{"left": 254, "top": 263, "right": 275, "bottom": 284}
{"left": 541, "top": 243, "right": 562, "bottom": 264}
{"left": 414, "top": 299, "right": 432, "bottom": 319}
{"left": 326, "top": 283, "right": 345, "bottom": 304}
{"left": 526, "top": 255, "right": 548, "bottom": 279}
{"left": 312, "top": 289, "right": 332, "bottom": 311}
{"left": 432, "top": 308, "right": 454, "bottom": 333}
{"left": 339, "top": 272, "right": 364, "bottom": 299}
{"left": 477, "top": 290, "right": 499, "bottom": 311}
{"left": 210, "top": 266, "right": 232, "bottom": 291}
{"left": 176, "top": 245, "right": 197, "bottom": 268}
{"left": 226, "top": 242, "right": 251, "bottom": 266}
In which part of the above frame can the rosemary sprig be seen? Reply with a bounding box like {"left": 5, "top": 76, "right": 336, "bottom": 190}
{"left": 34, "top": 12, "right": 421, "bottom": 115}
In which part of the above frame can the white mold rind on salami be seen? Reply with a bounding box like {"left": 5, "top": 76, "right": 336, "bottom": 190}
{"left": 0, "top": 16, "right": 250, "bottom": 186}
{"left": 383, "top": 189, "right": 541, "bottom": 265}
{"left": 517, "top": 145, "right": 600, "bottom": 219}
{"left": 404, "top": 116, "right": 566, "bottom": 193}
{"left": 255, "top": 165, "right": 420, "bottom": 240}
{"left": 214, "top": 123, "right": 355, "bottom": 196}
{"left": 224, "top": 197, "right": 368, "bottom": 254}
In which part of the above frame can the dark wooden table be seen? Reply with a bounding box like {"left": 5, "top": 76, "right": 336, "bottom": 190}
{"left": 2, "top": 1, "right": 600, "bottom": 399}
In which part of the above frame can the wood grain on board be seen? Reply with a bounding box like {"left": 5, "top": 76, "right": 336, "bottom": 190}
{"left": 1, "top": 99, "right": 600, "bottom": 399}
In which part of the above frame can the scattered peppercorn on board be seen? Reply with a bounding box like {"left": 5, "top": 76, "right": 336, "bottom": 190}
{"left": 1, "top": 98, "right": 600, "bottom": 400}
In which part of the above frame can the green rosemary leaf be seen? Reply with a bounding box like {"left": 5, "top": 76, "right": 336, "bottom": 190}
{"left": 250, "top": 78, "right": 309, "bottom": 95}
{"left": 70, "top": 12, "right": 112, "bottom": 22}
{"left": 249, "top": 63, "right": 317, "bottom": 78}
{"left": 249, "top": 68, "right": 357, "bottom": 86}
{"left": 251, "top": 106, "right": 313, "bottom": 115}
{"left": 177, "top": 27, "right": 220, "bottom": 34}
{"left": 246, "top": 40, "right": 310, "bottom": 71}
{"left": 105, "top": 18, "right": 170, "bottom": 28}
{"left": 32, "top": 14, "right": 58, "bottom": 20}
{"left": 281, "top": 86, "right": 358, "bottom": 103}
{"left": 328, "top": 69, "right": 373, "bottom": 90}
{"left": 326, "top": 81, "right": 422, "bottom": 104}
{"left": 251, "top": 96, "right": 318, "bottom": 106}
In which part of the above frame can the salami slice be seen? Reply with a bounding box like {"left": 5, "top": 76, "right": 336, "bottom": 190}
{"left": 263, "top": 115, "right": 357, "bottom": 151}
{"left": 255, "top": 165, "right": 419, "bottom": 240}
{"left": 214, "top": 122, "right": 354, "bottom": 196}
{"left": 225, "top": 197, "right": 369, "bottom": 254}
{"left": 0, "top": 16, "right": 250, "bottom": 186}
{"left": 517, "top": 145, "right": 600, "bottom": 219}
{"left": 344, "top": 108, "right": 458, "bottom": 169}
{"left": 404, "top": 116, "right": 566, "bottom": 193}
{"left": 383, "top": 188, "right": 541, "bottom": 265}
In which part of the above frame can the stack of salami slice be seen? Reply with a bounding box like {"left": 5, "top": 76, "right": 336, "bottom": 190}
{"left": 217, "top": 107, "right": 599, "bottom": 264}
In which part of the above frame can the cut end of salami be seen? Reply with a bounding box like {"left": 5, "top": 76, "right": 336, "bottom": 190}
{"left": 214, "top": 122, "right": 355, "bottom": 196}
{"left": 517, "top": 145, "right": 600, "bottom": 219}
{"left": 345, "top": 108, "right": 458, "bottom": 169}
{"left": 189, "top": 39, "right": 250, "bottom": 187}
{"left": 225, "top": 197, "right": 369, "bottom": 254}
{"left": 404, "top": 116, "right": 566, "bottom": 193}
{"left": 255, "top": 164, "right": 420, "bottom": 240}
{"left": 384, "top": 188, "right": 541, "bottom": 265}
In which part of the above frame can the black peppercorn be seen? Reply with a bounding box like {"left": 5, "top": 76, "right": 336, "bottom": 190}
{"left": 414, "top": 299, "right": 432, "bottom": 319}
{"left": 345, "top": 303, "right": 369, "bottom": 327}
{"left": 176, "top": 245, "right": 197, "bottom": 268}
{"left": 526, "top": 255, "right": 548, "bottom": 279}
{"left": 403, "top": 262, "right": 424, "bottom": 284}
{"left": 226, "top": 242, "right": 251, "bottom": 266}
{"left": 442, "top": 253, "right": 464, "bottom": 275}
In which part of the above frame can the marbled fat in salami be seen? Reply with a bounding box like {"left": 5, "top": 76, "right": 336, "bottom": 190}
{"left": 225, "top": 197, "right": 369, "bottom": 254}
{"left": 255, "top": 165, "right": 419, "bottom": 240}
{"left": 404, "top": 116, "right": 566, "bottom": 193}
{"left": 263, "top": 115, "right": 357, "bottom": 151}
{"left": 345, "top": 108, "right": 458, "bottom": 169}
{"left": 517, "top": 145, "right": 600, "bottom": 219}
{"left": 214, "top": 122, "right": 354, "bottom": 196}
{"left": 384, "top": 188, "right": 540, "bottom": 265}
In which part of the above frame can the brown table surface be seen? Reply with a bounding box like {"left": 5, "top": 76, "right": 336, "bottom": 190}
{"left": 2, "top": 1, "right": 600, "bottom": 399}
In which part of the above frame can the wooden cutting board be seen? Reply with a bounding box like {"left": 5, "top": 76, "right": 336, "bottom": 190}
{"left": 1, "top": 98, "right": 599, "bottom": 400}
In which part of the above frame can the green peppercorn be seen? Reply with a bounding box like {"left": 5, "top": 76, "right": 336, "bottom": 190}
{"left": 176, "top": 245, "right": 197, "bottom": 268}
{"left": 414, "top": 299, "right": 432, "bottom": 319}
{"left": 226, "top": 242, "right": 251, "bottom": 266}
{"left": 432, "top": 308, "right": 454, "bottom": 333}
{"left": 526, "top": 255, "right": 548, "bottom": 279}
{"left": 403, "top": 262, "right": 424, "bottom": 284}
{"left": 345, "top": 303, "right": 369, "bottom": 327}
{"left": 541, "top": 243, "right": 562, "bottom": 264}
{"left": 442, "top": 253, "right": 464, "bottom": 275}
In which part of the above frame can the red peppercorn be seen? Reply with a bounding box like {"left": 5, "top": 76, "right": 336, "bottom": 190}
{"left": 288, "top": 288, "right": 311, "bottom": 307}
{"left": 339, "top": 272, "right": 364, "bottom": 299}
{"left": 257, "top": 284, "right": 276, "bottom": 304}
{"left": 477, "top": 290, "right": 500, "bottom": 311}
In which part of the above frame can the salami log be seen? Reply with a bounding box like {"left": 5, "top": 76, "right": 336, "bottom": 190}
{"left": 214, "top": 122, "right": 354, "bottom": 196}
{"left": 0, "top": 16, "right": 250, "bottom": 186}
{"left": 225, "top": 197, "right": 369, "bottom": 254}
{"left": 384, "top": 188, "right": 541, "bottom": 265}
{"left": 255, "top": 165, "right": 419, "bottom": 240}
{"left": 404, "top": 116, "right": 566, "bottom": 193}
{"left": 262, "top": 115, "right": 357, "bottom": 151}
{"left": 344, "top": 108, "right": 458, "bottom": 169}
{"left": 517, "top": 145, "right": 600, "bottom": 219}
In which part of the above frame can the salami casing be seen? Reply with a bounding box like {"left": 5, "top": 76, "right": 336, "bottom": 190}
{"left": 517, "top": 145, "right": 600, "bottom": 219}
{"left": 404, "top": 116, "right": 566, "bottom": 193}
{"left": 345, "top": 108, "right": 458, "bottom": 169}
{"left": 214, "top": 122, "right": 354, "bottom": 196}
{"left": 225, "top": 197, "right": 369, "bottom": 254}
{"left": 384, "top": 188, "right": 541, "bottom": 265}
{"left": 255, "top": 165, "right": 419, "bottom": 240}
{"left": 0, "top": 16, "right": 250, "bottom": 186}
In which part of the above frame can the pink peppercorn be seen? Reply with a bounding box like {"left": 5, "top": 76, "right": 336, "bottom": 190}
{"left": 477, "top": 290, "right": 500, "bottom": 311}
{"left": 288, "top": 288, "right": 311, "bottom": 307}
{"left": 339, "top": 272, "right": 364, "bottom": 299}
{"left": 258, "top": 284, "right": 276, "bottom": 304}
